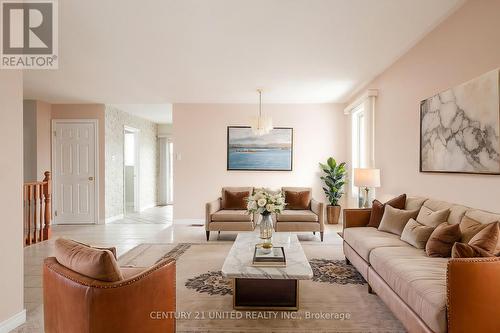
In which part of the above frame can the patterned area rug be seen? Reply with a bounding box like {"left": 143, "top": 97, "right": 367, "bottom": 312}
{"left": 183, "top": 258, "right": 366, "bottom": 297}
{"left": 119, "top": 242, "right": 405, "bottom": 332}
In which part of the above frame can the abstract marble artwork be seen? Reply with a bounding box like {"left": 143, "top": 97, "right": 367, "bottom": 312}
{"left": 420, "top": 69, "right": 500, "bottom": 174}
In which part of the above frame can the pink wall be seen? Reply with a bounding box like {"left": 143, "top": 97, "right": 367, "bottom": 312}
{"left": 51, "top": 104, "right": 106, "bottom": 223}
{"left": 173, "top": 103, "right": 347, "bottom": 219}
{"left": 348, "top": 0, "right": 500, "bottom": 212}
{"left": 0, "top": 71, "right": 24, "bottom": 325}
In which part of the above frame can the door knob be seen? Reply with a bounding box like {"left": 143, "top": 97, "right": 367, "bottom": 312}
{"left": 88, "top": 176, "right": 94, "bottom": 181}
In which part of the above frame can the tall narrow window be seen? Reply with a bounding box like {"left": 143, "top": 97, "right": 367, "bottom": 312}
{"left": 351, "top": 105, "right": 367, "bottom": 200}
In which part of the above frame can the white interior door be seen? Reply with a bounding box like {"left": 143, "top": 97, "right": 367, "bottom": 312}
{"left": 53, "top": 120, "right": 98, "bottom": 224}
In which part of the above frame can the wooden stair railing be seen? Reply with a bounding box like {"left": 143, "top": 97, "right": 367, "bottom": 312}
{"left": 23, "top": 171, "right": 52, "bottom": 246}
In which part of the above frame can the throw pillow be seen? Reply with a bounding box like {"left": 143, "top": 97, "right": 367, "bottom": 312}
{"left": 54, "top": 238, "right": 124, "bottom": 282}
{"left": 223, "top": 190, "right": 249, "bottom": 210}
{"left": 451, "top": 222, "right": 500, "bottom": 258}
{"left": 416, "top": 206, "right": 450, "bottom": 227}
{"left": 367, "top": 194, "right": 407, "bottom": 228}
{"left": 400, "top": 218, "right": 435, "bottom": 249}
{"left": 451, "top": 242, "right": 492, "bottom": 258}
{"left": 468, "top": 222, "right": 499, "bottom": 255}
{"left": 425, "top": 222, "right": 461, "bottom": 257}
{"left": 378, "top": 205, "right": 419, "bottom": 236}
{"left": 72, "top": 239, "right": 117, "bottom": 258}
{"left": 285, "top": 190, "right": 311, "bottom": 210}
{"left": 459, "top": 216, "right": 489, "bottom": 243}
{"left": 405, "top": 197, "right": 427, "bottom": 211}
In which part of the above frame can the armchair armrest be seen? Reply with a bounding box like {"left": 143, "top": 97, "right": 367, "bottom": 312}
{"left": 310, "top": 199, "right": 325, "bottom": 231}
{"left": 447, "top": 257, "right": 500, "bottom": 333}
{"left": 43, "top": 257, "right": 176, "bottom": 333}
{"left": 205, "top": 198, "right": 222, "bottom": 229}
{"left": 343, "top": 208, "right": 371, "bottom": 229}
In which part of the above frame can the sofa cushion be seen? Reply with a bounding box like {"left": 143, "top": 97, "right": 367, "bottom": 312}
{"left": 460, "top": 216, "right": 489, "bottom": 243}
{"left": 378, "top": 205, "right": 419, "bottom": 236}
{"left": 420, "top": 199, "right": 468, "bottom": 225}
{"left": 425, "top": 222, "right": 461, "bottom": 258}
{"left": 211, "top": 210, "right": 252, "bottom": 222}
{"left": 221, "top": 187, "right": 253, "bottom": 209}
{"left": 369, "top": 246, "right": 448, "bottom": 333}
{"left": 54, "top": 238, "right": 123, "bottom": 282}
{"left": 468, "top": 222, "right": 500, "bottom": 255}
{"left": 222, "top": 190, "right": 249, "bottom": 210}
{"left": 400, "top": 218, "right": 434, "bottom": 249}
{"left": 464, "top": 209, "right": 500, "bottom": 225}
{"left": 405, "top": 197, "right": 427, "bottom": 210}
{"left": 343, "top": 227, "right": 410, "bottom": 261}
{"left": 367, "top": 194, "right": 406, "bottom": 228}
{"left": 451, "top": 242, "right": 492, "bottom": 258}
{"left": 416, "top": 206, "right": 450, "bottom": 227}
{"left": 277, "top": 210, "right": 318, "bottom": 222}
{"left": 284, "top": 190, "right": 311, "bottom": 210}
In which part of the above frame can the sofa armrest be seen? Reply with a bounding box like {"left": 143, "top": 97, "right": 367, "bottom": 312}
{"left": 447, "top": 257, "right": 500, "bottom": 333}
{"left": 310, "top": 199, "right": 325, "bottom": 231}
{"left": 343, "top": 208, "right": 371, "bottom": 229}
{"left": 205, "top": 198, "right": 222, "bottom": 229}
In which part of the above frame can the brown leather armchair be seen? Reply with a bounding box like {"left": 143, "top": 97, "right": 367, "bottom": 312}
{"left": 43, "top": 257, "right": 176, "bottom": 333}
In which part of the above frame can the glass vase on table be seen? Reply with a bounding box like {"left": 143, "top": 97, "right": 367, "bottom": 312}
{"left": 246, "top": 189, "right": 286, "bottom": 254}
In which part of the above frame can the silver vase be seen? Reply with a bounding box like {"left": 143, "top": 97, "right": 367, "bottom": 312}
{"left": 259, "top": 213, "right": 273, "bottom": 240}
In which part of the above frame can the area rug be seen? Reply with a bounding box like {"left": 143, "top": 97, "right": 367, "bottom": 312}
{"left": 119, "top": 242, "right": 406, "bottom": 333}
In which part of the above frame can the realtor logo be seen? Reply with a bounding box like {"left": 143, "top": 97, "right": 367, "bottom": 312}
{"left": 1, "top": 0, "right": 58, "bottom": 69}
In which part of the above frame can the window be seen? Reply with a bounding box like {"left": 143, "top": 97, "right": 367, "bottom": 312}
{"left": 351, "top": 105, "right": 367, "bottom": 198}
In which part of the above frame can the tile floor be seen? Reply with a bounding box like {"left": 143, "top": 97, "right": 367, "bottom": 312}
{"left": 18, "top": 206, "right": 343, "bottom": 332}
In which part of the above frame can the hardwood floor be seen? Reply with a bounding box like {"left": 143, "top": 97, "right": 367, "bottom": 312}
{"left": 18, "top": 207, "right": 342, "bottom": 332}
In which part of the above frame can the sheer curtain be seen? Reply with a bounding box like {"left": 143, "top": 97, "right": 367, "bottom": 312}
{"left": 158, "top": 137, "right": 173, "bottom": 205}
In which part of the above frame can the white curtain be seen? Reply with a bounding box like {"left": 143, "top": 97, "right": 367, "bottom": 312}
{"left": 158, "top": 137, "right": 173, "bottom": 205}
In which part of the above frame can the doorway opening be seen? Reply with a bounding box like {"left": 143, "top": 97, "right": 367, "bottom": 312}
{"left": 124, "top": 126, "right": 140, "bottom": 215}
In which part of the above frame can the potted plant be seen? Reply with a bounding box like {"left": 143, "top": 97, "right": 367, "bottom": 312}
{"left": 320, "top": 157, "right": 347, "bottom": 224}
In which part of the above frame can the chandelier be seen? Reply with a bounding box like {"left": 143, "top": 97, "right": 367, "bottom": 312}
{"left": 250, "top": 89, "right": 273, "bottom": 136}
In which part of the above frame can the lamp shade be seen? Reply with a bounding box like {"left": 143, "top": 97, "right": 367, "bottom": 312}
{"left": 354, "top": 168, "right": 381, "bottom": 188}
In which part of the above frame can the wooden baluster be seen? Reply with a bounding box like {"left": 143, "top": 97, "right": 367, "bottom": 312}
{"left": 23, "top": 185, "right": 27, "bottom": 246}
{"left": 39, "top": 184, "right": 44, "bottom": 242}
{"left": 26, "top": 185, "right": 32, "bottom": 245}
{"left": 34, "top": 184, "right": 39, "bottom": 243}
{"left": 42, "top": 171, "right": 52, "bottom": 241}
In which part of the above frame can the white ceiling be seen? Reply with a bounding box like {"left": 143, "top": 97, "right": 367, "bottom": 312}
{"left": 23, "top": 0, "right": 464, "bottom": 104}
{"left": 109, "top": 104, "right": 173, "bottom": 124}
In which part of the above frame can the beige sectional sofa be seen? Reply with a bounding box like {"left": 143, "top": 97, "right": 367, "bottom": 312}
{"left": 343, "top": 197, "right": 500, "bottom": 333}
{"left": 206, "top": 186, "right": 325, "bottom": 241}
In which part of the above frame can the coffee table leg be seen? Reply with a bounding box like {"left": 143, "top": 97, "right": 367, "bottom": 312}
{"left": 233, "top": 278, "right": 299, "bottom": 310}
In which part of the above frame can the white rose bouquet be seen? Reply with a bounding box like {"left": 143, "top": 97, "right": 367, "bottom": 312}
{"left": 246, "top": 190, "right": 286, "bottom": 216}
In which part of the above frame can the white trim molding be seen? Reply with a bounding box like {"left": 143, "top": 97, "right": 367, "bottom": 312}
{"left": 0, "top": 310, "right": 26, "bottom": 333}
{"left": 344, "top": 89, "right": 378, "bottom": 115}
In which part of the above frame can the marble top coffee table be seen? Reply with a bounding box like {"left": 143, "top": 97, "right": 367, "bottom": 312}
{"left": 222, "top": 232, "right": 313, "bottom": 310}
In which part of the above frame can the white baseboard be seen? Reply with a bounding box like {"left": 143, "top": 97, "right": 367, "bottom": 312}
{"left": 105, "top": 214, "right": 124, "bottom": 223}
{"left": 0, "top": 310, "right": 26, "bottom": 333}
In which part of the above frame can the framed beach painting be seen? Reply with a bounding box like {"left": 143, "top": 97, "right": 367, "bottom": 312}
{"left": 420, "top": 68, "right": 500, "bottom": 174}
{"left": 227, "top": 126, "right": 293, "bottom": 171}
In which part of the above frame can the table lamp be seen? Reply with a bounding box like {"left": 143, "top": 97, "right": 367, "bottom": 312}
{"left": 354, "top": 168, "right": 381, "bottom": 208}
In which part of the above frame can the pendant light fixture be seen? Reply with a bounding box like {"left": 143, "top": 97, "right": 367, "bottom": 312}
{"left": 250, "top": 89, "right": 273, "bottom": 136}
